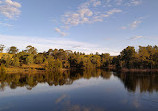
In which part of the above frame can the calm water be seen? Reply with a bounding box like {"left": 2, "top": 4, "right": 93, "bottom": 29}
{"left": 0, "top": 70, "right": 158, "bottom": 111}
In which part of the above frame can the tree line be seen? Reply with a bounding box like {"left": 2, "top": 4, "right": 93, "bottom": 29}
{"left": 0, "top": 44, "right": 158, "bottom": 70}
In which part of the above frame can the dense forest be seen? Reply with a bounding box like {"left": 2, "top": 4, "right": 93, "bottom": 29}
{"left": 0, "top": 44, "right": 158, "bottom": 72}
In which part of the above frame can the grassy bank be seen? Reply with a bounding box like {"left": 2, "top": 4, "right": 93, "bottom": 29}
{"left": 5, "top": 64, "right": 45, "bottom": 74}
{"left": 120, "top": 68, "right": 158, "bottom": 72}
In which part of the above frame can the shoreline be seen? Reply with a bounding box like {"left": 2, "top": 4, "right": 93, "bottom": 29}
{"left": 118, "top": 68, "right": 158, "bottom": 72}
{"left": 3, "top": 67, "right": 158, "bottom": 74}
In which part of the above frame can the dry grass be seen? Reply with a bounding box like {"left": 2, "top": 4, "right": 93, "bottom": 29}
{"left": 4, "top": 64, "right": 45, "bottom": 74}
{"left": 6, "top": 66, "right": 45, "bottom": 74}
{"left": 0, "top": 53, "right": 13, "bottom": 59}
{"left": 21, "top": 64, "right": 44, "bottom": 69}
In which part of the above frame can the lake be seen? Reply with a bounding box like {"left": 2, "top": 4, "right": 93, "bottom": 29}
{"left": 0, "top": 70, "right": 158, "bottom": 111}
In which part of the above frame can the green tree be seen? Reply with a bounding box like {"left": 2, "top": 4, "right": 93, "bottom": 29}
{"left": 101, "top": 53, "right": 112, "bottom": 68}
{"left": 34, "top": 54, "right": 45, "bottom": 64}
{"left": 26, "top": 55, "right": 34, "bottom": 65}
{"left": 45, "top": 57, "right": 62, "bottom": 71}
{"left": 8, "top": 46, "right": 18, "bottom": 54}
{"left": 0, "top": 54, "right": 11, "bottom": 67}
{"left": 12, "top": 57, "right": 20, "bottom": 67}
{"left": 54, "top": 59, "right": 62, "bottom": 70}
{"left": 5, "top": 56, "right": 11, "bottom": 67}
{"left": 26, "top": 45, "right": 37, "bottom": 55}
{"left": 45, "top": 57, "right": 55, "bottom": 71}
{"left": 47, "top": 49, "right": 53, "bottom": 55}
{"left": 0, "top": 44, "right": 5, "bottom": 53}
{"left": 0, "top": 64, "right": 6, "bottom": 74}
{"left": 120, "top": 46, "right": 136, "bottom": 68}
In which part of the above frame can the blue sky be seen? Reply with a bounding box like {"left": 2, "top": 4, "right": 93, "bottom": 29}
{"left": 0, "top": 0, "right": 158, "bottom": 55}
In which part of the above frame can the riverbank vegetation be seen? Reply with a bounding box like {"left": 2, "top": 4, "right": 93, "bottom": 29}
{"left": 0, "top": 44, "right": 158, "bottom": 72}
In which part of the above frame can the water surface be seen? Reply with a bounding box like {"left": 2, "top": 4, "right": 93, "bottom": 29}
{"left": 0, "top": 70, "right": 158, "bottom": 111}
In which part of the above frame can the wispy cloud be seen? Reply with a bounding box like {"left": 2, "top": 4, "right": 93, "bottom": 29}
{"left": 0, "top": 0, "right": 21, "bottom": 19}
{"left": 130, "top": 20, "right": 142, "bottom": 29}
{"left": 5, "top": 0, "right": 21, "bottom": 8}
{"left": 55, "top": 27, "right": 67, "bottom": 36}
{"left": 54, "top": 0, "right": 127, "bottom": 36}
{"left": 121, "top": 17, "right": 143, "bottom": 30}
{"left": 0, "top": 34, "right": 119, "bottom": 55}
{"left": 129, "top": 35, "right": 143, "bottom": 40}
{"left": 93, "top": 0, "right": 101, "bottom": 7}
{"left": 63, "top": 8, "right": 122, "bottom": 27}
{"left": 126, "top": 0, "right": 142, "bottom": 6}
{"left": 54, "top": 0, "right": 142, "bottom": 36}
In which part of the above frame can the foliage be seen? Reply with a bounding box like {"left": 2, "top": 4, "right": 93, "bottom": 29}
{"left": 0, "top": 44, "right": 5, "bottom": 53}
{"left": 34, "top": 54, "right": 45, "bottom": 64}
{"left": 45, "top": 57, "right": 62, "bottom": 71}
{"left": 12, "top": 57, "right": 20, "bottom": 67}
{"left": 112, "top": 45, "right": 158, "bottom": 69}
{"left": 0, "top": 64, "right": 6, "bottom": 74}
{"left": 26, "top": 54, "right": 34, "bottom": 65}
{"left": 0, "top": 54, "right": 12, "bottom": 67}
{"left": 7, "top": 46, "right": 18, "bottom": 54}
{"left": 26, "top": 45, "right": 37, "bottom": 55}
{"left": 0, "top": 44, "right": 158, "bottom": 70}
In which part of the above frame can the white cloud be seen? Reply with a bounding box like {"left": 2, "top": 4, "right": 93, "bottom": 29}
{"left": 0, "top": 0, "right": 21, "bottom": 19}
{"left": 5, "top": 0, "right": 21, "bottom": 8}
{"left": 63, "top": 7, "right": 122, "bottom": 27}
{"left": 55, "top": 28, "right": 67, "bottom": 36}
{"left": 93, "top": 1, "right": 101, "bottom": 7}
{"left": 55, "top": 0, "right": 123, "bottom": 36}
{"left": 121, "top": 18, "right": 142, "bottom": 30}
{"left": 54, "top": 0, "right": 143, "bottom": 35}
{"left": 63, "top": 8, "right": 94, "bottom": 26}
{"left": 107, "top": 9, "right": 122, "bottom": 15}
{"left": 130, "top": 36, "right": 143, "bottom": 40}
{"left": 0, "top": 34, "right": 119, "bottom": 55}
{"left": 91, "top": 8, "right": 122, "bottom": 22}
{"left": 103, "top": 0, "right": 142, "bottom": 7}
{"left": 130, "top": 20, "right": 142, "bottom": 29}
{"left": 127, "top": 0, "right": 142, "bottom": 6}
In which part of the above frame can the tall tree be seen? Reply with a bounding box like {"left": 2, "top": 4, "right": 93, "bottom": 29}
{"left": 8, "top": 46, "right": 18, "bottom": 54}
{"left": 120, "top": 46, "right": 136, "bottom": 68}
{"left": 47, "top": 49, "right": 53, "bottom": 55}
{"left": 0, "top": 44, "right": 5, "bottom": 53}
{"left": 26, "top": 45, "right": 37, "bottom": 55}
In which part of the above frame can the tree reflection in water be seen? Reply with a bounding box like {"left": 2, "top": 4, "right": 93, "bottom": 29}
{"left": 0, "top": 69, "right": 112, "bottom": 91}
{"left": 1, "top": 70, "right": 158, "bottom": 93}
{"left": 114, "top": 72, "right": 158, "bottom": 93}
